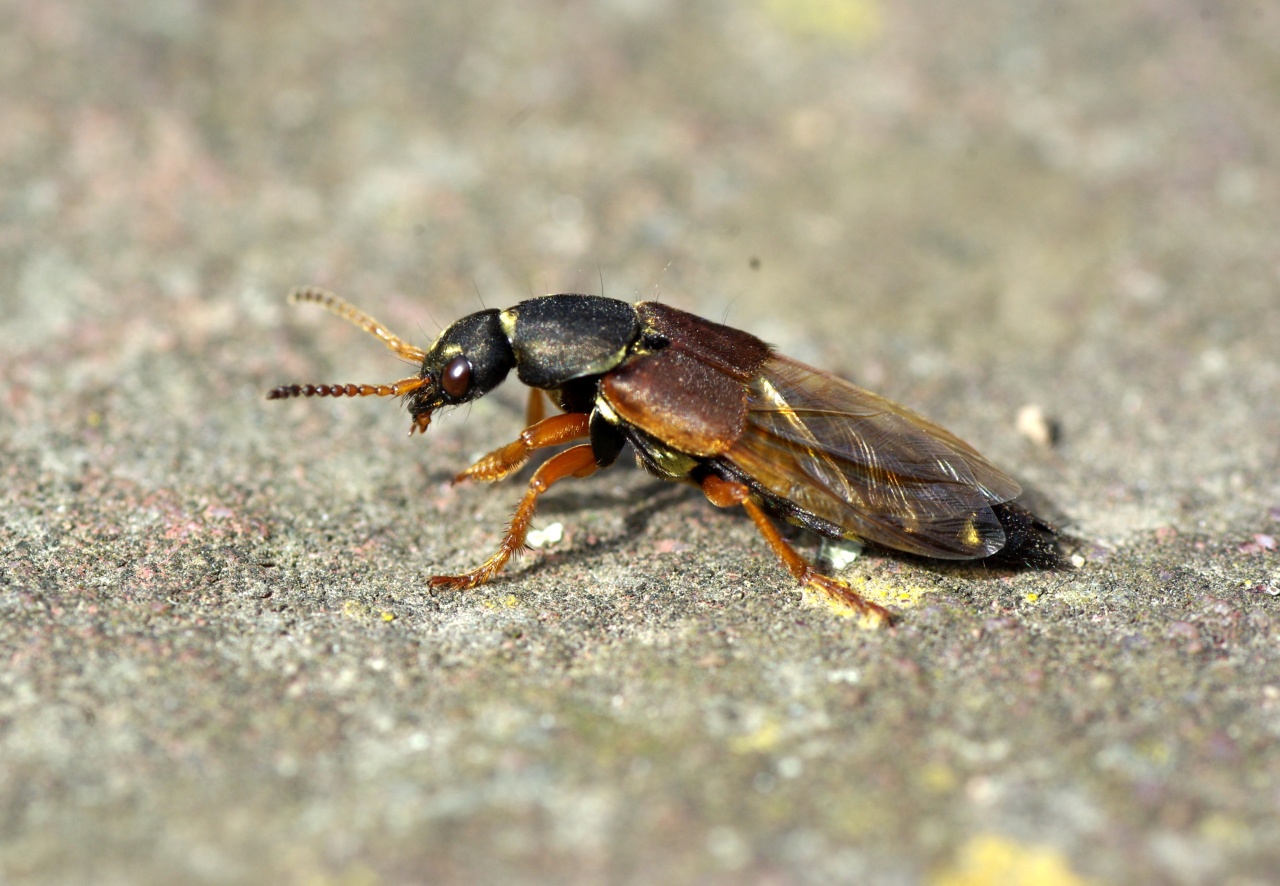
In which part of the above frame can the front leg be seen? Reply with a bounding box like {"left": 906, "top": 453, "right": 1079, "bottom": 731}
{"left": 524, "top": 387, "right": 548, "bottom": 427}
{"left": 431, "top": 443, "right": 599, "bottom": 590}
{"left": 453, "top": 412, "right": 590, "bottom": 484}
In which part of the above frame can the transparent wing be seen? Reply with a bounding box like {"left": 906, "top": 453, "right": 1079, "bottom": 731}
{"left": 724, "top": 354, "right": 1023, "bottom": 559}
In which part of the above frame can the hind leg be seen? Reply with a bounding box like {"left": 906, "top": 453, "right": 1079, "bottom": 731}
{"left": 697, "top": 474, "right": 894, "bottom": 625}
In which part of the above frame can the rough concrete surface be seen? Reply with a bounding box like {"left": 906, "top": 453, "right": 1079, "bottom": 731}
{"left": 2, "top": 2, "right": 1278, "bottom": 884}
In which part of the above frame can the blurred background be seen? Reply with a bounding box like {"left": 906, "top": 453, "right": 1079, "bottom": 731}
{"left": 2, "top": 1, "right": 1278, "bottom": 883}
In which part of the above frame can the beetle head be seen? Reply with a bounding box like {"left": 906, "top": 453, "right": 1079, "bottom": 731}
{"left": 267, "top": 289, "right": 514, "bottom": 436}
{"left": 404, "top": 309, "right": 515, "bottom": 434}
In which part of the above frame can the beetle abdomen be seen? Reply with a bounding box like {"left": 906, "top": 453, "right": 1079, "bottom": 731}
{"left": 988, "top": 502, "right": 1064, "bottom": 568}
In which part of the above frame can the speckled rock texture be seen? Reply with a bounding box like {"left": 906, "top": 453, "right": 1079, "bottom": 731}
{"left": 2, "top": 2, "right": 1278, "bottom": 884}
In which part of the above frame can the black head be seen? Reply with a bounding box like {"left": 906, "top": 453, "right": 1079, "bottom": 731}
{"left": 266, "top": 288, "right": 514, "bottom": 435}
{"left": 405, "top": 309, "right": 515, "bottom": 433}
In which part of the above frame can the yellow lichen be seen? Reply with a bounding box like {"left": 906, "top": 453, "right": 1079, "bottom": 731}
{"left": 480, "top": 594, "right": 521, "bottom": 611}
{"left": 729, "top": 720, "right": 783, "bottom": 754}
{"left": 759, "top": 0, "right": 883, "bottom": 45}
{"left": 931, "top": 834, "right": 1094, "bottom": 886}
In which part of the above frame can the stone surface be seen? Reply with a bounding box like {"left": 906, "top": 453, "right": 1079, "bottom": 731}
{"left": 2, "top": 2, "right": 1278, "bottom": 883}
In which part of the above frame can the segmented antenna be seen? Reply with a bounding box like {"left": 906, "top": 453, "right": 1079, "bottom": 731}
{"left": 290, "top": 286, "right": 427, "bottom": 363}
{"left": 266, "top": 376, "right": 427, "bottom": 401}
{"left": 267, "top": 288, "right": 435, "bottom": 435}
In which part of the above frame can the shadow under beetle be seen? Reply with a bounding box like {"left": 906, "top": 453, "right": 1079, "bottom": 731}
{"left": 269, "top": 288, "right": 1061, "bottom": 624}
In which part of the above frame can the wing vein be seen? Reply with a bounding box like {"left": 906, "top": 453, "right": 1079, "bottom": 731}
{"left": 724, "top": 355, "right": 1022, "bottom": 558}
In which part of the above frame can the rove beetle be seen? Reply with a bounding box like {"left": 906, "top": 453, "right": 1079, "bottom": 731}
{"left": 269, "top": 287, "right": 1061, "bottom": 624}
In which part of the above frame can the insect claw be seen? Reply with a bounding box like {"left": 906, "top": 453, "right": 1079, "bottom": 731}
{"left": 429, "top": 572, "right": 481, "bottom": 591}
{"left": 805, "top": 572, "right": 896, "bottom": 626}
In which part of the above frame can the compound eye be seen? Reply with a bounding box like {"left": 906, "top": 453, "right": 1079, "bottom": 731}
{"left": 441, "top": 355, "right": 473, "bottom": 399}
